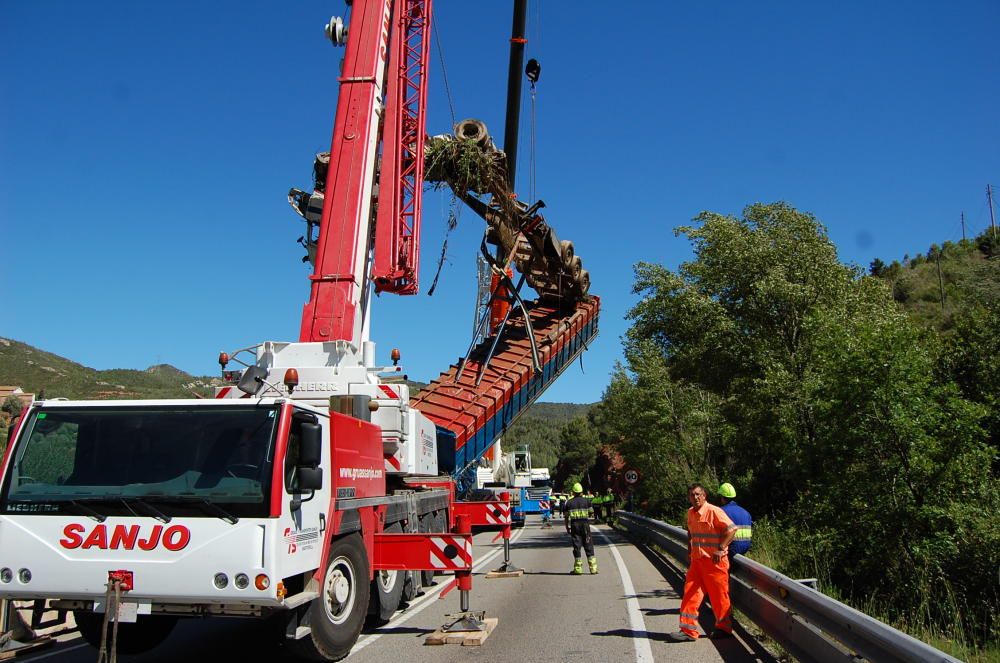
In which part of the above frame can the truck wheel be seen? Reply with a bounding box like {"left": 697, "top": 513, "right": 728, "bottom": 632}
{"left": 560, "top": 240, "right": 575, "bottom": 269}
{"left": 73, "top": 610, "right": 177, "bottom": 655}
{"left": 369, "top": 523, "right": 404, "bottom": 624}
{"left": 292, "top": 533, "right": 370, "bottom": 661}
{"left": 401, "top": 570, "right": 419, "bottom": 602}
{"left": 419, "top": 510, "right": 446, "bottom": 586}
{"left": 417, "top": 513, "right": 433, "bottom": 587}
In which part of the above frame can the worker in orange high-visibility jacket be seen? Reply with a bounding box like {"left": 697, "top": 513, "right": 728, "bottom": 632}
{"left": 665, "top": 482, "right": 737, "bottom": 642}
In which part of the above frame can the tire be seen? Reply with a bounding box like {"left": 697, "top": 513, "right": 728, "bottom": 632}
{"left": 369, "top": 523, "right": 404, "bottom": 624}
{"left": 74, "top": 610, "right": 177, "bottom": 655}
{"left": 417, "top": 512, "right": 435, "bottom": 587}
{"left": 570, "top": 255, "right": 582, "bottom": 280}
{"left": 401, "top": 570, "right": 419, "bottom": 603}
{"left": 287, "top": 533, "right": 370, "bottom": 662}
{"left": 560, "top": 240, "right": 575, "bottom": 270}
{"left": 420, "top": 510, "right": 447, "bottom": 586}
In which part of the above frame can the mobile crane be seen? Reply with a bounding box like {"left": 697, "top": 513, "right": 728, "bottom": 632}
{"left": 0, "top": 2, "right": 599, "bottom": 660}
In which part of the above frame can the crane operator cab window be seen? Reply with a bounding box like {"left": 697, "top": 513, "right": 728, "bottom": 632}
{"left": 1, "top": 404, "right": 279, "bottom": 519}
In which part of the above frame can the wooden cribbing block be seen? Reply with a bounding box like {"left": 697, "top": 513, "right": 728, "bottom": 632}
{"left": 485, "top": 569, "right": 523, "bottom": 578}
{"left": 0, "top": 637, "right": 54, "bottom": 660}
{"left": 424, "top": 617, "right": 498, "bottom": 647}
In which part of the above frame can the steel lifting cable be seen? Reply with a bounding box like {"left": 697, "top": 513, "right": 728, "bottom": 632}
{"left": 528, "top": 0, "right": 541, "bottom": 202}
{"left": 528, "top": 77, "right": 537, "bottom": 203}
{"left": 427, "top": 13, "right": 460, "bottom": 296}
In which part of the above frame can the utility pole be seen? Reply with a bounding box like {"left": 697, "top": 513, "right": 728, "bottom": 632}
{"left": 989, "top": 184, "right": 997, "bottom": 241}
{"left": 961, "top": 211, "right": 966, "bottom": 241}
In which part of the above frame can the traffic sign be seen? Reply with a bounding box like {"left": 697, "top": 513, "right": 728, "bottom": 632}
{"left": 624, "top": 469, "right": 641, "bottom": 486}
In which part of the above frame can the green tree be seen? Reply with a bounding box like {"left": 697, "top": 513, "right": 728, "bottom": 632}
{"left": 609, "top": 201, "right": 996, "bottom": 644}
{"left": 869, "top": 257, "right": 887, "bottom": 277}
{"left": 627, "top": 202, "right": 857, "bottom": 512}
{"left": 553, "top": 411, "right": 601, "bottom": 491}
{"left": 941, "top": 302, "right": 1000, "bottom": 452}
{"left": 597, "top": 349, "right": 730, "bottom": 519}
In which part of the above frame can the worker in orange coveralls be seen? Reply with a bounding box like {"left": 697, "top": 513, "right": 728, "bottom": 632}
{"left": 665, "top": 483, "right": 737, "bottom": 642}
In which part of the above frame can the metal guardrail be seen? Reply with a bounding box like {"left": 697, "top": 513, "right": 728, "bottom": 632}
{"left": 616, "top": 511, "right": 962, "bottom": 663}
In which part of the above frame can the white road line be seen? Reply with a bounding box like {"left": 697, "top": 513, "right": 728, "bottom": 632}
{"left": 346, "top": 526, "right": 527, "bottom": 658}
{"left": 597, "top": 528, "right": 655, "bottom": 663}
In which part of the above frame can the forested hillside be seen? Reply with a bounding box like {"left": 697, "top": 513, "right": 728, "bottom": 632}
{"left": 0, "top": 337, "right": 218, "bottom": 401}
{"left": 500, "top": 402, "right": 592, "bottom": 470}
{"left": 871, "top": 230, "right": 1000, "bottom": 331}
{"left": 554, "top": 204, "right": 997, "bottom": 659}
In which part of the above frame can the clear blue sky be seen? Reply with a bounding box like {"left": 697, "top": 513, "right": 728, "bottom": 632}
{"left": 2, "top": 1, "right": 998, "bottom": 404}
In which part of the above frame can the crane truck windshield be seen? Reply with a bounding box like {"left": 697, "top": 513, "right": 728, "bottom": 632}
{"left": 1, "top": 404, "right": 279, "bottom": 519}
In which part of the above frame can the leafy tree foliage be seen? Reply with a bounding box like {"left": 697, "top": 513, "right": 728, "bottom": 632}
{"left": 941, "top": 301, "right": 1000, "bottom": 455}
{"left": 0, "top": 395, "right": 27, "bottom": 454}
{"left": 869, "top": 257, "right": 887, "bottom": 277}
{"left": 553, "top": 409, "right": 602, "bottom": 491}
{"left": 604, "top": 202, "right": 996, "bottom": 645}
{"left": 502, "top": 403, "right": 591, "bottom": 472}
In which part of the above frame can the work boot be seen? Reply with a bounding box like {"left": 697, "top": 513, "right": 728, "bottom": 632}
{"left": 588, "top": 556, "right": 599, "bottom": 574}
{"left": 664, "top": 631, "right": 697, "bottom": 642}
{"left": 572, "top": 559, "right": 583, "bottom": 575}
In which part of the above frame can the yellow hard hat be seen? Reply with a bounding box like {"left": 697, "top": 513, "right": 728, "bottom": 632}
{"left": 572, "top": 482, "right": 583, "bottom": 494}
{"left": 718, "top": 482, "right": 736, "bottom": 498}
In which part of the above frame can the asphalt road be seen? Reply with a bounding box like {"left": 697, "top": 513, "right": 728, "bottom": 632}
{"left": 15, "top": 519, "right": 777, "bottom": 663}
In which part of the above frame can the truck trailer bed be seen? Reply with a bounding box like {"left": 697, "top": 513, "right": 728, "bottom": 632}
{"left": 411, "top": 296, "right": 599, "bottom": 481}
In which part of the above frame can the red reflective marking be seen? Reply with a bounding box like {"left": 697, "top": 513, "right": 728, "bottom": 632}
{"left": 429, "top": 539, "right": 455, "bottom": 568}
{"left": 378, "top": 385, "right": 399, "bottom": 399}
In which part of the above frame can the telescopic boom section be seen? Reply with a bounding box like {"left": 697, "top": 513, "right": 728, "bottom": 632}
{"left": 373, "top": 0, "right": 432, "bottom": 295}
{"left": 301, "top": 0, "right": 432, "bottom": 345}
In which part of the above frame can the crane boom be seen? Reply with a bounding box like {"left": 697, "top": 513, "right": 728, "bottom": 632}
{"left": 299, "top": 0, "right": 395, "bottom": 347}
{"left": 372, "top": 0, "right": 432, "bottom": 296}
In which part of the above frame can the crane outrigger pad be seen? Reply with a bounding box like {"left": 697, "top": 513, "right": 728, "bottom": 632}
{"left": 425, "top": 617, "right": 498, "bottom": 646}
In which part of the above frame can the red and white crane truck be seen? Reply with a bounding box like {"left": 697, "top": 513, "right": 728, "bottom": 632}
{"left": 0, "top": 1, "right": 599, "bottom": 660}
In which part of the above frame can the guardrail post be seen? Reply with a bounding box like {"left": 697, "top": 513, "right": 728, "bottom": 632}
{"left": 796, "top": 578, "right": 818, "bottom": 590}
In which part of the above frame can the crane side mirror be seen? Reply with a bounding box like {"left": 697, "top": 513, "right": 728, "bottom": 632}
{"left": 299, "top": 423, "right": 322, "bottom": 467}
{"left": 237, "top": 366, "right": 268, "bottom": 396}
{"left": 297, "top": 466, "right": 323, "bottom": 491}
